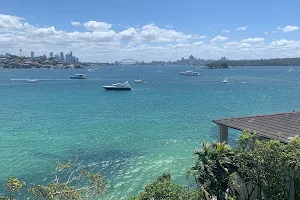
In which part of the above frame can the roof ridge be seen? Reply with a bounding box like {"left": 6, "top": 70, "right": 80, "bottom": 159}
{"left": 212, "top": 111, "right": 300, "bottom": 122}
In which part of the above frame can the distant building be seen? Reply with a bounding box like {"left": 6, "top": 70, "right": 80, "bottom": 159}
{"left": 189, "top": 55, "right": 195, "bottom": 60}
{"left": 220, "top": 57, "right": 228, "bottom": 61}
{"left": 50, "top": 52, "right": 54, "bottom": 58}
{"left": 65, "top": 51, "right": 78, "bottom": 65}
{"left": 65, "top": 53, "right": 70, "bottom": 64}
{"left": 54, "top": 54, "right": 60, "bottom": 61}
{"left": 60, "top": 52, "right": 64, "bottom": 62}
{"left": 31, "top": 51, "right": 34, "bottom": 59}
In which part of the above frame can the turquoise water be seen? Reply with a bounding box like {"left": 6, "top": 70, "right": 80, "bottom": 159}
{"left": 1, "top": 66, "right": 300, "bottom": 199}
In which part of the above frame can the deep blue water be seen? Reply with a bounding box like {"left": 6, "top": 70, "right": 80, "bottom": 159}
{"left": 0, "top": 65, "right": 299, "bottom": 199}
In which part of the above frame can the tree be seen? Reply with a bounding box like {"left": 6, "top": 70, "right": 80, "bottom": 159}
{"left": 188, "top": 141, "right": 237, "bottom": 200}
{"left": 28, "top": 160, "right": 106, "bottom": 200}
{"left": 0, "top": 160, "right": 106, "bottom": 200}
{"left": 188, "top": 131, "right": 300, "bottom": 200}
{"left": 0, "top": 177, "right": 25, "bottom": 200}
{"left": 233, "top": 131, "right": 300, "bottom": 200}
{"left": 128, "top": 173, "right": 205, "bottom": 200}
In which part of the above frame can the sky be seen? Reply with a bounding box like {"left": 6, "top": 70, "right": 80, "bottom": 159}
{"left": 0, "top": 0, "right": 300, "bottom": 62}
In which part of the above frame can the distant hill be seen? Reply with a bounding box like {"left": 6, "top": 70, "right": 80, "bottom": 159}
{"left": 206, "top": 58, "right": 300, "bottom": 69}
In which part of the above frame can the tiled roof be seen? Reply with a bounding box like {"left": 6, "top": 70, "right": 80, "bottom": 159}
{"left": 212, "top": 111, "right": 300, "bottom": 143}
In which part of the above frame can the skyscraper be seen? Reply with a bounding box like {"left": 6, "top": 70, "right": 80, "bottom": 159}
{"left": 54, "top": 54, "right": 60, "bottom": 61}
{"left": 50, "top": 52, "right": 54, "bottom": 58}
{"left": 60, "top": 52, "right": 64, "bottom": 62}
{"left": 31, "top": 51, "right": 34, "bottom": 59}
{"left": 65, "top": 53, "right": 70, "bottom": 64}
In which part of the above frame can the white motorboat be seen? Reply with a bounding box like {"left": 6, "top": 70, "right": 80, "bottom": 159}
{"left": 70, "top": 74, "right": 87, "bottom": 79}
{"left": 25, "top": 79, "right": 38, "bottom": 83}
{"left": 180, "top": 70, "right": 200, "bottom": 76}
{"left": 223, "top": 79, "right": 228, "bottom": 83}
{"left": 288, "top": 68, "right": 294, "bottom": 72}
{"left": 103, "top": 81, "right": 132, "bottom": 90}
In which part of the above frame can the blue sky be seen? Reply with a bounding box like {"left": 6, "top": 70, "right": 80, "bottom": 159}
{"left": 1, "top": 0, "right": 300, "bottom": 62}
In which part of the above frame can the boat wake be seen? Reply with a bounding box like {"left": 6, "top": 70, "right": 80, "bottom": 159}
{"left": 10, "top": 79, "right": 72, "bottom": 81}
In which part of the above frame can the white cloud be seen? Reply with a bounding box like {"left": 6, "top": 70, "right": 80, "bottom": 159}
{"left": 222, "top": 30, "right": 230, "bottom": 33}
{"left": 264, "top": 32, "right": 268, "bottom": 34}
{"left": 68, "top": 31, "right": 116, "bottom": 43}
{"left": 195, "top": 35, "right": 207, "bottom": 39}
{"left": 223, "top": 41, "right": 239, "bottom": 47}
{"left": 0, "top": 14, "right": 25, "bottom": 31}
{"left": 118, "top": 27, "right": 137, "bottom": 40}
{"left": 83, "top": 21, "right": 112, "bottom": 32}
{"left": 241, "top": 38, "right": 264, "bottom": 43}
{"left": 282, "top": 25, "right": 299, "bottom": 32}
{"left": 138, "top": 23, "right": 193, "bottom": 42}
{"left": 1, "top": 14, "right": 300, "bottom": 62}
{"left": 71, "top": 21, "right": 81, "bottom": 26}
{"left": 211, "top": 35, "right": 228, "bottom": 42}
{"left": 193, "top": 41, "right": 203, "bottom": 45}
{"left": 270, "top": 39, "right": 300, "bottom": 46}
{"left": 28, "top": 26, "right": 59, "bottom": 36}
{"left": 236, "top": 26, "right": 248, "bottom": 31}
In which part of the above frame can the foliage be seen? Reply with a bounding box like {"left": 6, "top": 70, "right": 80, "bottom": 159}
{"left": 128, "top": 173, "right": 204, "bottom": 200}
{"left": 28, "top": 160, "right": 107, "bottom": 200}
{"left": 236, "top": 130, "right": 258, "bottom": 151}
{"left": 233, "top": 133, "right": 300, "bottom": 200}
{"left": 0, "top": 160, "right": 106, "bottom": 200}
{"left": 28, "top": 183, "right": 81, "bottom": 200}
{"left": 187, "top": 131, "right": 300, "bottom": 200}
{"left": 207, "top": 62, "right": 230, "bottom": 69}
{"left": 206, "top": 57, "right": 300, "bottom": 67}
{"left": 81, "top": 170, "right": 107, "bottom": 197}
{"left": 188, "top": 142, "right": 237, "bottom": 200}
{"left": 0, "top": 177, "right": 25, "bottom": 200}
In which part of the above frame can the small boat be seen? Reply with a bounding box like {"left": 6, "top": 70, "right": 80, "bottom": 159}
{"left": 25, "top": 79, "right": 38, "bottom": 83}
{"left": 288, "top": 68, "right": 294, "bottom": 72}
{"left": 70, "top": 74, "right": 87, "bottom": 79}
{"left": 134, "top": 79, "right": 144, "bottom": 83}
{"left": 103, "top": 81, "right": 132, "bottom": 91}
{"left": 223, "top": 79, "right": 228, "bottom": 83}
{"left": 180, "top": 70, "right": 200, "bottom": 76}
{"left": 134, "top": 66, "right": 144, "bottom": 83}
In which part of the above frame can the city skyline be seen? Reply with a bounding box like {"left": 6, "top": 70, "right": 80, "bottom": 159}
{"left": 1, "top": 0, "right": 300, "bottom": 62}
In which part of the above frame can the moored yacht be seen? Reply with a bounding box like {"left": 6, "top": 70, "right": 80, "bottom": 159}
{"left": 103, "top": 81, "right": 132, "bottom": 90}
{"left": 70, "top": 74, "right": 87, "bottom": 79}
{"left": 134, "top": 79, "right": 144, "bottom": 83}
{"left": 180, "top": 70, "right": 200, "bottom": 76}
{"left": 134, "top": 66, "right": 144, "bottom": 83}
{"left": 25, "top": 79, "right": 38, "bottom": 83}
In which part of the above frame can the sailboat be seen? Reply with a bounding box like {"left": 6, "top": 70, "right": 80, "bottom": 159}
{"left": 25, "top": 69, "right": 38, "bottom": 83}
{"left": 134, "top": 66, "right": 144, "bottom": 83}
{"left": 26, "top": 79, "right": 38, "bottom": 83}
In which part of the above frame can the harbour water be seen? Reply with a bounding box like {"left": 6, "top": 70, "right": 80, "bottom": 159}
{"left": 0, "top": 65, "right": 299, "bottom": 199}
